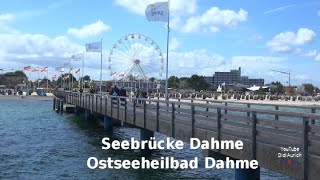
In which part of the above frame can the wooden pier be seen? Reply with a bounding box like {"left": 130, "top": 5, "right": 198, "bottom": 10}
{"left": 56, "top": 92, "right": 320, "bottom": 180}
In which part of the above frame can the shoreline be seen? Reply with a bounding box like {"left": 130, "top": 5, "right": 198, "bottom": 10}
{"left": 0, "top": 95, "right": 55, "bottom": 101}
{"left": 2, "top": 94, "right": 319, "bottom": 107}
{"left": 156, "top": 97, "right": 320, "bottom": 107}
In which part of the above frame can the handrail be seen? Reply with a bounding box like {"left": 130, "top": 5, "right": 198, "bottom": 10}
{"left": 67, "top": 92, "right": 320, "bottom": 120}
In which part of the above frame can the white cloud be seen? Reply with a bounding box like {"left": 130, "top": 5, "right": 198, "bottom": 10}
{"left": 266, "top": 28, "right": 316, "bottom": 53}
{"left": 168, "top": 49, "right": 225, "bottom": 76}
{"left": 0, "top": 13, "right": 19, "bottom": 33}
{"left": 0, "top": 33, "right": 83, "bottom": 73}
{"left": 181, "top": 7, "right": 248, "bottom": 33}
{"left": 304, "top": 49, "right": 317, "bottom": 57}
{"left": 169, "top": 38, "right": 181, "bottom": 51}
{"left": 114, "top": 0, "right": 246, "bottom": 34}
{"left": 0, "top": 13, "right": 14, "bottom": 22}
{"left": 114, "top": 0, "right": 197, "bottom": 17}
{"left": 315, "top": 54, "right": 320, "bottom": 61}
{"left": 67, "top": 20, "right": 111, "bottom": 39}
{"left": 229, "top": 56, "right": 285, "bottom": 69}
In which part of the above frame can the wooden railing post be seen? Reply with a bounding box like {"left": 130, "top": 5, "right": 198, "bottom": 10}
{"left": 206, "top": 101, "right": 209, "bottom": 111}
{"left": 91, "top": 95, "right": 94, "bottom": 111}
{"left": 311, "top": 108, "right": 316, "bottom": 125}
{"left": 95, "top": 95, "right": 98, "bottom": 112}
{"left": 84, "top": 94, "right": 87, "bottom": 108}
{"left": 87, "top": 94, "right": 91, "bottom": 110}
{"left": 303, "top": 117, "right": 309, "bottom": 180}
{"left": 110, "top": 97, "right": 113, "bottom": 118}
{"left": 206, "top": 101, "right": 209, "bottom": 118}
{"left": 117, "top": 97, "right": 120, "bottom": 120}
{"left": 225, "top": 102, "right": 228, "bottom": 115}
{"left": 133, "top": 100, "right": 136, "bottom": 125}
{"left": 100, "top": 95, "right": 102, "bottom": 114}
{"left": 104, "top": 96, "right": 107, "bottom": 115}
{"left": 217, "top": 108, "right": 222, "bottom": 153}
{"left": 124, "top": 98, "right": 127, "bottom": 122}
{"left": 143, "top": 100, "right": 147, "bottom": 128}
{"left": 275, "top": 106, "right": 279, "bottom": 120}
{"left": 191, "top": 103, "right": 195, "bottom": 138}
{"left": 86, "top": 94, "right": 90, "bottom": 109}
{"left": 252, "top": 111, "right": 257, "bottom": 160}
{"left": 172, "top": 103, "right": 175, "bottom": 138}
{"left": 156, "top": 101, "right": 160, "bottom": 132}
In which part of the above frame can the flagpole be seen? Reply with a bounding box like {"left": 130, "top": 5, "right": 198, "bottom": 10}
{"left": 100, "top": 38, "right": 103, "bottom": 93}
{"left": 60, "top": 69, "right": 64, "bottom": 88}
{"left": 82, "top": 51, "right": 84, "bottom": 90}
{"left": 78, "top": 71, "right": 80, "bottom": 91}
{"left": 28, "top": 70, "right": 32, "bottom": 91}
{"left": 165, "top": 0, "right": 170, "bottom": 101}
{"left": 71, "top": 68, "right": 73, "bottom": 90}
{"left": 68, "top": 66, "right": 71, "bottom": 90}
{"left": 29, "top": 71, "right": 32, "bottom": 92}
{"left": 46, "top": 70, "right": 48, "bottom": 92}
{"left": 37, "top": 70, "right": 39, "bottom": 88}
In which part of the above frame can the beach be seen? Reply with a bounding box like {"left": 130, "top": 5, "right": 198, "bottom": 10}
{"left": 156, "top": 97, "right": 320, "bottom": 107}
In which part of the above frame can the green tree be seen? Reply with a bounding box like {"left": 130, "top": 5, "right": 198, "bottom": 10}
{"left": 82, "top": 75, "right": 91, "bottom": 81}
{"left": 304, "top": 84, "right": 315, "bottom": 95}
{"left": 168, "top": 76, "right": 180, "bottom": 89}
{"left": 127, "top": 75, "right": 135, "bottom": 81}
{"left": 5, "top": 70, "right": 27, "bottom": 77}
{"left": 105, "top": 81, "right": 113, "bottom": 90}
{"left": 271, "top": 81, "right": 284, "bottom": 94}
{"left": 187, "top": 75, "right": 209, "bottom": 91}
{"left": 149, "top": 77, "right": 155, "bottom": 82}
{"left": 258, "top": 86, "right": 265, "bottom": 95}
{"left": 179, "top": 77, "right": 190, "bottom": 89}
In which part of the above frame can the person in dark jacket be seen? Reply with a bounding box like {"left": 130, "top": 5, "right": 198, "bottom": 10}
{"left": 119, "top": 87, "right": 127, "bottom": 102}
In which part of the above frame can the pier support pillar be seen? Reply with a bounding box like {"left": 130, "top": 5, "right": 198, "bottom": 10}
{"left": 235, "top": 167, "right": 260, "bottom": 180}
{"left": 85, "top": 109, "right": 91, "bottom": 121}
{"left": 103, "top": 116, "right": 112, "bottom": 130}
{"left": 140, "top": 129, "right": 154, "bottom": 155}
{"left": 53, "top": 98, "right": 56, "bottom": 110}
{"left": 60, "top": 99, "right": 63, "bottom": 115}
{"left": 75, "top": 106, "right": 81, "bottom": 115}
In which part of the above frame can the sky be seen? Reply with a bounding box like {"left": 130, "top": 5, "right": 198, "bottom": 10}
{"left": 1, "top": 0, "right": 320, "bottom": 86}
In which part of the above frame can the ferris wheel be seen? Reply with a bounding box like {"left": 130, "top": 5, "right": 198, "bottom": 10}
{"left": 108, "top": 34, "right": 164, "bottom": 81}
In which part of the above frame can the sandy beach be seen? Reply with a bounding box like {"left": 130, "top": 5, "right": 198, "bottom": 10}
{"left": 0, "top": 95, "right": 55, "bottom": 101}
{"left": 155, "top": 97, "right": 320, "bottom": 107}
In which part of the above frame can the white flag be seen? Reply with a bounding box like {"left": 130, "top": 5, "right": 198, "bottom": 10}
{"left": 71, "top": 53, "right": 83, "bottom": 61}
{"left": 222, "top": 82, "right": 226, "bottom": 86}
{"left": 85, "top": 42, "right": 102, "bottom": 52}
{"left": 145, "top": 2, "right": 169, "bottom": 22}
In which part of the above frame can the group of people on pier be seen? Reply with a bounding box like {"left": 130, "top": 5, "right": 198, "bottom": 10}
{"left": 108, "top": 86, "right": 148, "bottom": 103}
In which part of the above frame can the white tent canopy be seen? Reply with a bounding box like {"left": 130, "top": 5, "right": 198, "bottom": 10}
{"left": 247, "top": 85, "right": 269, "bottom": 91}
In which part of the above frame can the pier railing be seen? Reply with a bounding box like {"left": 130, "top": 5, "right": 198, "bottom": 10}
{"left": 64, "top": 92, "right": 320, "bottom": 180}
